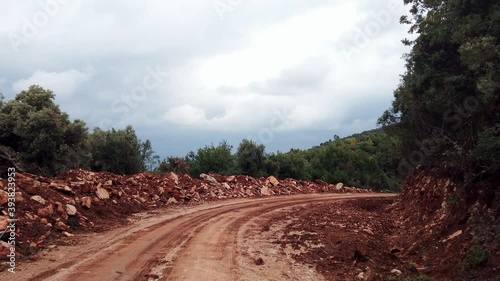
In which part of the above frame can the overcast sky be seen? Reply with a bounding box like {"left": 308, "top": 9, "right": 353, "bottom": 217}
{"left": 0, "top": 0, "right": 410, "bottom": 158}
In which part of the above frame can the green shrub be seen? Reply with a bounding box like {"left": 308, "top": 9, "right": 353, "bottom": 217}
{"left": 465, "top": 246, "right": 488, "bottom": 268}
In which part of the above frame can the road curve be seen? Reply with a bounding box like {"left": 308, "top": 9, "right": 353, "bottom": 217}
{"left": 9, "top": 193, "right": 396, "bottom": 281}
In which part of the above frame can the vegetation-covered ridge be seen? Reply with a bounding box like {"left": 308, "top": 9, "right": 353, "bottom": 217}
{"left": 171, "top": 129, "right": 401, "bottom": 191}
{"left": 0, "top": 86, "right": 401, "bottom": 191}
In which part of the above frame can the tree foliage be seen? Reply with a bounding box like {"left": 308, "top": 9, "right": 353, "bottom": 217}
{"left": 307, "top": 130, "right": 401, "bottom": 190}
{"left": 266, "top": 150, "right": 311, "bottom": 181}
{"left": 0, "top": 85, "right": 158, "bottom": 176}
{"left": 0, "top": 85, "right": 90, "bottom": 175}
{"left": 140, "top": 139, "right": 160, "bottom": 172}
{"left": 185, "top": 130, "right": 401, "bottom": 191}
{"left": 236, "top": 139, "right": 267, "bottom": 178}
{"left": 379, "top": 0, "right": 500, "bottom": 176}
{"left": 186, "top": 140, "right": 235, "bottom": 176}
{"left": 156, "top": 157, "right": 190, "bottom": 175}
{"left": 89, "top": 125, "right": 154, "bottom": 175}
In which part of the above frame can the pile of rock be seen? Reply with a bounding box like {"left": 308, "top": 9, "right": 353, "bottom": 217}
{"left": 0, "top": 169, "right": 371, "bottom": 259}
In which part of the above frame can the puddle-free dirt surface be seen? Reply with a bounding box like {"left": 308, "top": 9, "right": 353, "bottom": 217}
{"left": 2, "top": 193, "right": 395, "bottom": 281}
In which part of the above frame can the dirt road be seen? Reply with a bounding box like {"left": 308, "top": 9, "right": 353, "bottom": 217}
{"left": 5, "top": 193, "right": 395, "bottom": 281}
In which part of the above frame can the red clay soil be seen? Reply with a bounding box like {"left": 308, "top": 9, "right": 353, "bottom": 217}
{"left": 265, "top": 198, "right": 420, "bottom": 280}
{"left": 0, "top": 169, "right": 371, "bottom": 263}
{"left": 264, "top": 168, "right": 499, "bottom": 281}
{"left": 392, "top": 167, "right": 500, "bottom": 281}
{"left": 1, "top": 167, "right": 497, "bottom": 281}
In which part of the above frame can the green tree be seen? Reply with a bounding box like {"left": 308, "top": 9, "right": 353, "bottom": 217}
{"left": 269, "top": 150, "right": 311, "bottom": 181}
{"left": 236, "top": 139, "right": 267, "bottom": 178}
{"left": 90, "top": 125, "right": 153, "bottom": 175}
{"left": 0, "top": 85, "right": 90, "bottom": 175}
{"left": 379, "top": 0, "right": 500, "bottom": 176}
{"left": 186, "top": 140, "right": 235, "bottom": 176}
{"left": 156, "top": 157, "right": 190, "bottom": 175}
{"left": 140, "top": 139, "right": 160, "bottom": 172}
{"left": 306, "top": 130, "right": 399, "bottom": 190}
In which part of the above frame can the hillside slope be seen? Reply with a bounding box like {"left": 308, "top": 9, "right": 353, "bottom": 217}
{"left": 394, "top": 168, "right": 499, "bottom": 280}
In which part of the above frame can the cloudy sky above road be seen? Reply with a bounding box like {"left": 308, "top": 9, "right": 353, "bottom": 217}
{"left": 0, "top": 0, "right": 410, "bottom": 157}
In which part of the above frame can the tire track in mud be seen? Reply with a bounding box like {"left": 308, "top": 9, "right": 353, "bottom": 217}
{"left": 14, "top": 193, "right": 395, "bottom": 281}
{"left": 162, "top": 194, "right": 393, "bottom": 281}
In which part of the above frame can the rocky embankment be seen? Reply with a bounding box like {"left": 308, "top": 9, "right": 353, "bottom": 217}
{"left": 0, "top": 169, "right": 371, "bottom": 260}
{"left": 393, "top": 167, "right": 499, "bottom": 280}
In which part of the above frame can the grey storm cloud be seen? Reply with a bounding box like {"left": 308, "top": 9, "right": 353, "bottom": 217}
{"left": 0, "top": 0, "right": 411, "bottom": 157}
{"left": 247, "top": 56, "right": 333, "bottom": 96}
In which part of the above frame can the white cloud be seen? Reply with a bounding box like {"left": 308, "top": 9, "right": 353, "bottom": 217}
{"left": 12, "top": 68, "right": 93, "bottom": 98}
{"left": 152, "top": 2, "right": 407, "bottom": 134}
{"left": 199, "top": 4, "right": 359, "bottom": 90}
{"left": 163, "top": 104, "right": 207, "bottom": 126}
{"left": 0, "top": 0, "right": 411, "bottom": 155}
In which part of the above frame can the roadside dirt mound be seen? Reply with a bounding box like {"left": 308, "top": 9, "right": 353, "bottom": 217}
{"left": 268, "top": 169, "right": 499, "bottom": 281}
{"left": 0, "top": 169, "right": 371, "bottom": 261}
{"left": 264, "top": 198, "right": 413, "bottom": 281}
{"left": 393, "top": 167, "right": 500, "bottom": 281}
